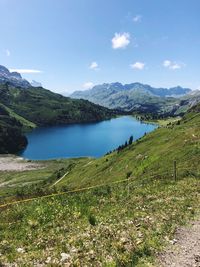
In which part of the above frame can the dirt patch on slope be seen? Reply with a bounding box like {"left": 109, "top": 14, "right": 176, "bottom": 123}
{"left": 0, "top": 155, "right": 43, "bottom": 172}
{"left": 158, "top": 220, "right": 200, "bottom": 267}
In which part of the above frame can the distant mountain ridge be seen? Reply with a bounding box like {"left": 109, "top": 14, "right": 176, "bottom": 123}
{"left": 71, "top": 82, "right": 191, "bottom": 100}
{"left": 70, "top": 82, "right": 195, "bottom": 114}
{"left": 0, "top": 65, "right": 31, "bottom": 88}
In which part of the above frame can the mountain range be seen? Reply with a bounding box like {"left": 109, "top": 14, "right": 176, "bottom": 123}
{"left": 71, "top": 82, "right": 191, "bottom": 100}
{"left": 1, "top": 65, "right": 199, "bottom": 117}
{"left": 71, "top": 82, "right": 200, "bottom": 115}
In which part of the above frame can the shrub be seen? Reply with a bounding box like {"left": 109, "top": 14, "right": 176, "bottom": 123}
{"left": 88, "top": 214, "right": 97, "bottom": 226}
{"left": 126, "top": 171, "right": 132, "bottom": 179}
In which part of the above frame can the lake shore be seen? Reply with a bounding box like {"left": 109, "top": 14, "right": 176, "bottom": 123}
{"left": 0, "top": 155, "right": 43, "bottom": 172}
{"left": 19, "top": 116, "right": 157, "bottom": 160}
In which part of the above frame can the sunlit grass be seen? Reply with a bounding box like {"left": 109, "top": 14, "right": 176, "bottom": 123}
{"left": 0, "top": 105, "right": 199, "bottom": 265}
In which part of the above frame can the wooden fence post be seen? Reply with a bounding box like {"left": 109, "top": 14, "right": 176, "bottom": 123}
{"left": 127, "top": 177, "right": 130, "bottom": 197}
{"left": 126, "top": 171, "right": 132, "bottom": 197}
{"left": 174, "top": 160, "right": 177, "bottom": 181}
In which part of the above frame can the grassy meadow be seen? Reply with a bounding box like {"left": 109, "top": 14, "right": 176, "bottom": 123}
{"left": 0, "top": 105, "right": 199, "bottom": 266}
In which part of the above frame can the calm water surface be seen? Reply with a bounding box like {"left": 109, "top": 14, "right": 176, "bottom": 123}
{"left": 20, "top": 116, "right": 157, "bottom": 160}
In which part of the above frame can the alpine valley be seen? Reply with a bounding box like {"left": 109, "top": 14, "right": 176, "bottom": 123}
{"left": 0, "top": 65, "right": 200, "bottom": 267}
{"left": 1, "top": 2, "right": 200, "bottom": 266}
{"left": 0, "top": 65, "right": 117, "bottom": 153}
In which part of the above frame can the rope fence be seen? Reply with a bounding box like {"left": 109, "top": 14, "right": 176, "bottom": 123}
{"left": 0, "top": 163, "right": 199, "bottom": 210}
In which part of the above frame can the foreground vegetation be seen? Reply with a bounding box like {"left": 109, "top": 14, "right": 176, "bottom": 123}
{"left": 0, "top": 104, "right": 199, "bottom": 266}
{"left": 1, "top": 176, "right": 200, "bottom": 266}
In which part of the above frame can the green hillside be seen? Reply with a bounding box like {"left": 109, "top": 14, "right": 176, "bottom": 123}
{"left": 0, "top": 103, "right": 36, "bottom": 131}
{"left": 0, "top": 84, "right": 117, "bottom": 127}
{"left": 0, "top": 104, "right": 28, "bottom": 153}
{"left": 0, "top": 104, "right": 199, "bottom": 266}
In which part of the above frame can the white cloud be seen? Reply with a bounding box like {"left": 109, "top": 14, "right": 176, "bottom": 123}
{"left": 112, "top": 32, "right": 130, "bottom": 49}
{"left": 133, "top": 15, "right": 142, "bottom": 23}
{"left": 163, "top": 60, "right": 171, "bottom": 67}
{"left": 6, "top": 49, "right": 10, "bottom": 57}
{"left": 89, "top": 61, "right": 99, "bottom": 70}
{"left": 9, "top": 68, "right": 42, "bottom": 74}
{"left": 83, "top": 82, "right": 94, "bottom": 90}
{"left": 170, "top": 64, "right": 181, "bottom": 70}
{"left": 130, "top": 62, "right": 145, "bottom": 70}
{"left": 163, "top": 60, "right": 184, "bottom": 70}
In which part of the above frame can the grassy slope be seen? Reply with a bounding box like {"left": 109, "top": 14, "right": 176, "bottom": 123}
{"left": 147, "top": 117, "right": 181, "bottom": 126}
{"left": 0, "top": 158, "right": 87, "bottom": 198}
{"left": 55, "top": 109, "right": 199, "bottom": 189}
{"left": 0, "top": 105, "right": 28, "bottom": 153}
{"left": 0, "top": 105, "right": 199, "bottom": 266}
{"left": 0, "top": 103, "right": 36, "bottom": 131}
{"left": 0, "top": 84, "right": 117, "bottom": 127}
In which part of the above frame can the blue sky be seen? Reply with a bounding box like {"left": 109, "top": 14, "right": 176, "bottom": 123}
{"left": 0, "top": 0, "right": 199, "bottom": 93}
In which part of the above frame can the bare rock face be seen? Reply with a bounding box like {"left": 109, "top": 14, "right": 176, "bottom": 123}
{"left": 0, "top": 65, "right": 31, "bottom": 88}
{"left": 31, "top": 80, "right": 42, "bottom": 87}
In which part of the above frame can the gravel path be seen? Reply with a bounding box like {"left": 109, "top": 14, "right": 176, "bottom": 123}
{"left": 0, "top": 155, "right": 42, "bottom": 172}
{"left": 52, "top": 171, "right": 69, "bottom": 186}
{"left": 159, "top": 220, "right": 200, "bottom": 267}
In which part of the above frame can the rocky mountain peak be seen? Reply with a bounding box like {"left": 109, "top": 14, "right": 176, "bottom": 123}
{"left": 0, "top": 65, "right": 31, "bottom": 88}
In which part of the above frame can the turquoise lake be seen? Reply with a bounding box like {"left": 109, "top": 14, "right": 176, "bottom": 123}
{"left": 19, "top": 116, "right": 157, "bottom": 160}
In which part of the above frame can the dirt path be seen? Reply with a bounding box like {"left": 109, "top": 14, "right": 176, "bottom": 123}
{"left": 52, "top": 172, "right": 69, "bottom": 186}
{"left": 0, "top": 155, "right": 43, "bottom": 171}
{"left": 159, "top": 220, "right": 200, "bottom": 267}
{"left": 83, "top": 161, "right": 93, "bottom": 167}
